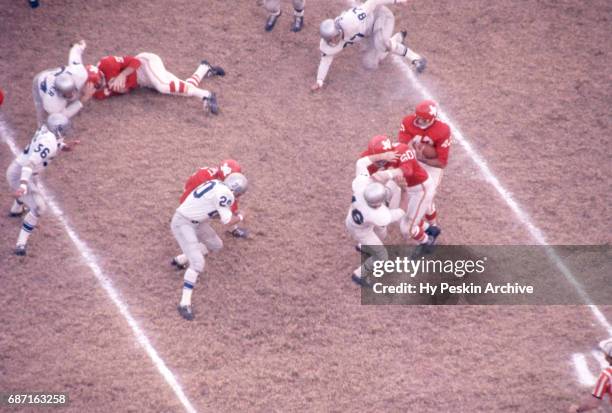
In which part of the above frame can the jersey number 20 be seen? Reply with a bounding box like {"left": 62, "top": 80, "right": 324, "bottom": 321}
{"left": 193, "top": 181, "right": 215, "bottom": 198}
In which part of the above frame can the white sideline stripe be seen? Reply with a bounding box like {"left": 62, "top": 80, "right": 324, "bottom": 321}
{"left": 0, "top": 116, "right": 197, "bottom": 413}
{"left": 572, "top": 353, "right": 597, "bottom": 387}
{"left": 391, "top": 56, "right": 612, "bottom": 337}
{"left": 591, "top": 350, "right": 609, "bottom": 369}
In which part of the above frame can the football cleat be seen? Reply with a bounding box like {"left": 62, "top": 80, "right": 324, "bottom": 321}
{"left": 412, "top": 58, "right": 427, "bottom": 74}
{"left": 9, "top": 202, "right": 25, "bottom": 217}
{"left": 171, "top": 257, "right": 187, "bottom": 270}
{"left": 425, "top": 225, "right": 441, "bottom": 241}
{"left": 351, "top": 273, "right": 373, "bottom": 288}
{"left": 14, "top": 245, "right": 26, "bottom": 256}
{"left": 265, "top": 12, "right": 281, "bottom": 31}
{"left": 177, "top": 305, "right": 194, "bottom": 321}
{"left": 203, "top": 93, "right": 219, "bottom": 115}
{"left": 291, "top": 15, "right": 304, "bottom": 32}
{"left": 201, "top": 60, "right": 225, "bottom": 77}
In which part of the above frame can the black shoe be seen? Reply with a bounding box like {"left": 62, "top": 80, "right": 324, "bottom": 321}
{"left": 291, "top": 15, "right": 304, "bottom": 32}
{"left": 14, "top": 245, "right": 26, "bottom": 256}
{"left": 204, "top": 93, "right": 219, "bottom": 115}
{"left": 265, "top": 12, "right": 281, "bottom": 31}
{"left": 201, "top": 60, "right": 225, "bottom": 77}
{"left": 400, "top": 30, "right": 407, "bottom": 42}
{"left": 412, "top": 57, "right": 427, "bottom": 73}
{"left": 351, "top": 273, "right": 373, "bottom": 288}
{"left": 425, "top": 225, "right": 441, "bottom": 241}
{"left": 171, "top": 257, "right": 187, "bottom": 270}
{"left": 177, "top": 305, "right": 194, "bottom": 321}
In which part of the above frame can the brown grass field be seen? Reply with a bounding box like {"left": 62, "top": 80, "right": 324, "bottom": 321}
{"left": 1, "top": 0, "right": 611, "bottom": 411}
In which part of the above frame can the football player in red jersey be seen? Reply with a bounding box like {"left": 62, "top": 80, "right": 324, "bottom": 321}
{"left": 569, "top": 338, "right": 612, "bottom": 412}
{"left": 89, "top": 53, "right": 225, "bottom": 115}
{"left": 360, "top": 136, "right": 438, "bottom": 246}
{"left": 398, "top": 100, "right": 451, "bottom": 238}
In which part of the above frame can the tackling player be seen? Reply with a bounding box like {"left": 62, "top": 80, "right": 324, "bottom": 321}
{"left": 171, "top": 159, "right": 247, "bottom": 270}
{"left": 171, "top": 173, "right": 248, "bottom": 321}
{"left": 32, "top": 40, "right": 99, "bottom": 126}
{"left": 347, "top": 150, "right": 405, "bottom": 287}
{"left": 398, "top": 99, "right": 451, "bottom": 238}
{"left": 569, "top": 338, "right": 612, "bottom": 412}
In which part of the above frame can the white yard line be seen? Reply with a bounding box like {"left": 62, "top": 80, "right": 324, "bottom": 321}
{"left": 0, "top": 115, "right": 197, "bottom": 413}
{"left": 572, "top": 353, "right": 597, "bottom": 387}
{"left": 391, "top": 56, "right": 612, "bottom": 337}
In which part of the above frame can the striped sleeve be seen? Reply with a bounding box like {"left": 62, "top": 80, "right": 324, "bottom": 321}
{"left": 592, "top": 369, "right": 611, "bottom": 399}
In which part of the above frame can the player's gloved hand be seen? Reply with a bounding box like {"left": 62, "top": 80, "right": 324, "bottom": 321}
{"left": 231, "top": 227, "right": 249, "bottom": 238}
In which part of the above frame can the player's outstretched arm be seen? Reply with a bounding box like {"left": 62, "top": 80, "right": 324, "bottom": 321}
{"left": 68, "top": 39, "right": 87, "bottom": 65}
{"left": 312, "top": 54, "right": 334, "bottom": 91}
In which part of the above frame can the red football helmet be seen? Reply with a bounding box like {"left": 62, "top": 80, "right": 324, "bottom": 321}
{"left": 218, "top": 159, "right": 241, "bottom": 180}
{"left": 415, "top": 100, "right": 438, "bottom": 129}
{"left": 367, "top": 135, "right": 393, "bottom": 155}
{"left": 86, "top": 65, "right": 104, "bottom": 89}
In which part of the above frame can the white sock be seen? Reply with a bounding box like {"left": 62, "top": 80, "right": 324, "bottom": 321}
{"left": 187, "top": 64, "right": 210, "bottom": 86}
{"left": 180, "top": 268, "right": 199, "bottom": 306}
{"left": 17, "top": 212, "right": 38, "bottom": 246}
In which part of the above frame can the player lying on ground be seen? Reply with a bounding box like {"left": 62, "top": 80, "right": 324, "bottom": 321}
{"left": 6, "top": 114, "right": 78, "bottom": 256}
{"left": 171, "top": 172, "right": 248, "bottom": 321}
{"left": 32, "top": 40, "right": 100, "bottom": 126}
{"left": 171, "top": 159, "right": 248, "bottom": 271}
{"left": 398, "top": 99, "right": 451, "bottom": 238}
{"left": 262, "top": 0, "right": 305, "bottom": 32}
{"left": 569, "top": 338, "right": 612, "bottom": 412}
{"left": 362, "top": 135, "right": 440, "bottom": 247}
{"left": 87, "top": 52, "right": 225, "bottom": 115}
{"left": 311, "top": 0, "right": 426, "bottom": 91}
{"left": 346, "top": 149, "right": 405, "bottom": 287}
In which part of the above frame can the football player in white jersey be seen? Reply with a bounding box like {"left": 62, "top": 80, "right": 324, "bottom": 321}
{"left": 311, "top": 0, "right": 426, "bottom": 91}
{"left": 171, "top": 172, "right": 248, "bottom": 320}
{"left": 32, "top": 40, "right": 99, "bottom": 126}
{"left": 6, "top": 114, "right": 75, "bottom": 256}
{"left": 347, "top": 151, "right": 405, "bottom": 287}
